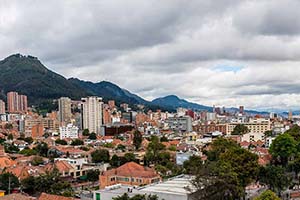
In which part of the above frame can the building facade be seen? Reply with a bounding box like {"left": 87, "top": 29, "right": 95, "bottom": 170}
{"left": 166, "top": 116, "right": 192, "bottom": 133}
{"left": 59, "top": 124, "right": 79, "bottom": 139}
{"left": 81, "top": 97, "right": 103, "bottom": 134}
{"left": 0, "top": 100, "right": 5, "bottom": 114}
{"left": 58, "top": 97, "right": 72, "bottom": 125}
{"left": 226, "top": 118, "right": 271, "bottom": 134}
{"left": 7, "top": 92, "right": 28, "bottom": 113}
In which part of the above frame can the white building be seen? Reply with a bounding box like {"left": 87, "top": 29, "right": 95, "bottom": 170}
{"left": 81, "top": 97, "right": 103, "bottom": 134}
{"left": 59, "top": 123, "right": 79, "bottom": 139}
{"left": 241, "top": 132, "right": 265, "bottom": 143}
{"left": 0, "top": 99, "right": 5, "bottom": 114}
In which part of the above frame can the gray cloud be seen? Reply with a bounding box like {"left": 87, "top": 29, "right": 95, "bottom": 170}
{"left": 1, "top": 0, "right": 300, "bottom": 110}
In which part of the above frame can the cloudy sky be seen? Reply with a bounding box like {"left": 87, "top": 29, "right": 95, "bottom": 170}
{"left": 1, "top": 0, "right": 300, "bottom": 111}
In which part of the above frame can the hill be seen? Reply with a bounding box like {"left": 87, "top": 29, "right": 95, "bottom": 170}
{"left": 68, "top": 78, "right": 148, "bottom": 105}
{"left": 152, "top": 95, "right": 212, "bottom": 111}
{"left": 0, "top": 54, "right": 89, "bottom": 104}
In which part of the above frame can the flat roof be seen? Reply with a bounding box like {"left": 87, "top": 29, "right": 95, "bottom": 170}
{"left": 139, "top": 175, "right": 194, "bottom": 195}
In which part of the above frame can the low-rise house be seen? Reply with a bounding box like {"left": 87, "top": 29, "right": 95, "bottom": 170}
{"left": 99, "top": 162, "right": 161, "bottom": 189}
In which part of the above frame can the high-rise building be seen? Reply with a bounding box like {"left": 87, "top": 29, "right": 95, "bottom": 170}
{"left": 58, "top": 97, "right": 72, "bottom": 124}
{"left": 288, "top": 110, "right": 293, "bottom": 120}
{"left": 0, "top": 100, "right": 5, "bottom": 114}
{"left": 7, "top": 92, "right": 28, "bottom": 113}
{"left": 81, "top": 97, "right": 103, "bottom": 134}
{"left": 19, "top": 95, "right": 28, "bottom": 112}
{"left": 239, "top": 106, "right": 244, "bottom": 114}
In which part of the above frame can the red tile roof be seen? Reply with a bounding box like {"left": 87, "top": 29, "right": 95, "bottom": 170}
{"left": 38, "top": 193, "right": 77, "bottom": 200}
{"left": 103, "top": 162, "right": 159, "bottom": 178}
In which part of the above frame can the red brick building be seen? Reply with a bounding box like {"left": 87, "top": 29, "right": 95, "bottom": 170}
{"left": 99, "top": 162, "right": 161, "bottom": 189}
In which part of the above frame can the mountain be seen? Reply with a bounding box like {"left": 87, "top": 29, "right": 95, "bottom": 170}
{"left": 68, "top": 78, "right": 148, "bottom": 105}
{"left": 225, "top": 107, "right": 269, "bottom": 116}
{"left": 152, "top": 95, "right": 212, "bottom": 111}
{"left": 0, "top": 54, "right": 89, "bottom": 104}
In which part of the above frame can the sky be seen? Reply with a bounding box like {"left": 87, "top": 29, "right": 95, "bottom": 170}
{"left": 1, "top": 0, "right": 300, "bottom": 111}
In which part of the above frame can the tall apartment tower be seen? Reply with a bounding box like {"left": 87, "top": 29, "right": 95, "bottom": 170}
{"left": 81, "top": 97, "right": 103, "bottom": 134}
{"left": 0, "top": 100, "right": 5, "bottom": 114}
{"left": 58, "top": 97, "right": 72, "bottom": 124}
{"left": 7, "top": 92, "right": 28, "bottom": 113}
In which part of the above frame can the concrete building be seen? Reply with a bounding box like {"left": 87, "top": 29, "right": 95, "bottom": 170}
{"left": 59, "top": 124, "right": 79, "bottom": 139}
{"left": 241, "top": 132, "right": 265, "bottom": 143}
{"left": 166, "top": 116, "right": 192, "bottom": 133}
{"left": 7, "top": 92, "right": 28, "bottom": 113}
{"left": 0, "top": 100, "right": 5, "bottom": 114}
{"left": 58, "top": 97, "right": 72, "bottom": 124}
{"left": 24, "top": 117, "right": 44, "bottom": 138}
{"left": 81, "top": 97, "right": 103, "bottom": 134}
{"left": 226, "top": 118, "right": 271, "bottom": 135}
{"left": 94, "top": 175, "right": 195, "bottom": 200}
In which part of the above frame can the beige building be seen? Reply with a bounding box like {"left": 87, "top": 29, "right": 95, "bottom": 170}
{"left": 81, "top": 96, "right": 103, "bottom": 134}
{"left": 58, "top": 97, "right": 72, "bottom": 125}
{"left": 226, "top": 118, "right": 271, "bottom": 135}
{"left": 0, "top": 100, "right": 5, "bottom": 114}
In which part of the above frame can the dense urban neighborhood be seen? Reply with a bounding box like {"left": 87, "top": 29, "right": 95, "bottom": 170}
{"left": 1, "top": 87, "right": 300, "bottom": 200}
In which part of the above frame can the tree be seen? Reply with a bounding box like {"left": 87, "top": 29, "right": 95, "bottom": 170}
{"left": 231, "top": 124, "right": 249, "bottom": 135}
{"left": 124, "top": 153, "right": 136, "bottom": 163}
{"left": 4, "top": 143, "right": 19, "bottom": 153}
{"left": 4, "top": 123, "right": 13, "bottom": 129}
{"left": 7, "top": 133, "right": 13, "bottom": 140}
{"left": 144, "top": 136, "right": 166, "bottom": 165}
{"left": 220, "top": 147, "right": 259, "bottom": 188}
{"left": 190, "top": 161, "right": 244, "bottom": 200}
{"left": 82, "top": 129, "right": 90, "bottom": 136}
{"left": 183, "top": 155, "right": 203, "bottom": 175}
{"left": 86, "top": 170, "right": 100, "bottom": 182}
{"left": 21, "top": 169, "right": 73, "bottom": 196}
{"left": 285, "top": 124, "right": 300, "bottom": 141}
{"left": 55, "top": 139, "right": 67, "bottom": 145}
{"left": 88, "top": 132, "right": 97, "bottom": 140}
{"left": 110, "top": 154, "right": 121, "bottom": 167}
{"left": 254, "top": 190, "right": 280, "bottom": 200}
{"left": 0, "top": 173, "right": 20, "bottom": 194}
{"left": 19, "top": 148, "right": 37, "bottom": 156}
{"left": 35, "top": 142, "right": 49, "bottom": 157}
{"left": 269, "top": 133, "right": 297, "bottom": 166}
{"left": 91, "top": 149, "right": 110, "bottom": 163}
{"left": 258, "top": 165, "right": 291, "bottom": 194}
{"left": 133, "top": 130, "right": 143, "bottom": 150}
{"left": 168, "top": 145, "right": 176, "bottom": 151}
{"left": 191, "top": 138, "right": 260, "bottom": 199}
{"left": 160, "top": 135, "right": 169, "bottom": 142}
{"left": 205, "top": 137, "right": 239, "bottom": 161}
{"left": 116, "top": 144, "right": 126, "bottom": 152}
{"left": 31, "top": 156, "right": 44, "bottom": 166}
{"left": 71, "top": 139, "right": 84, "bottom": 146}
{"left": 21, "top": 175, "right": 35, "bottom": 194}
{"left": 24, "top": 137, "right": 33, "bottom": 144}
{"left": 264, "top": 130, "right": 273, "bottom": 137}
{"left": 113, "top": 193, "right": 158, "bottom": 200}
